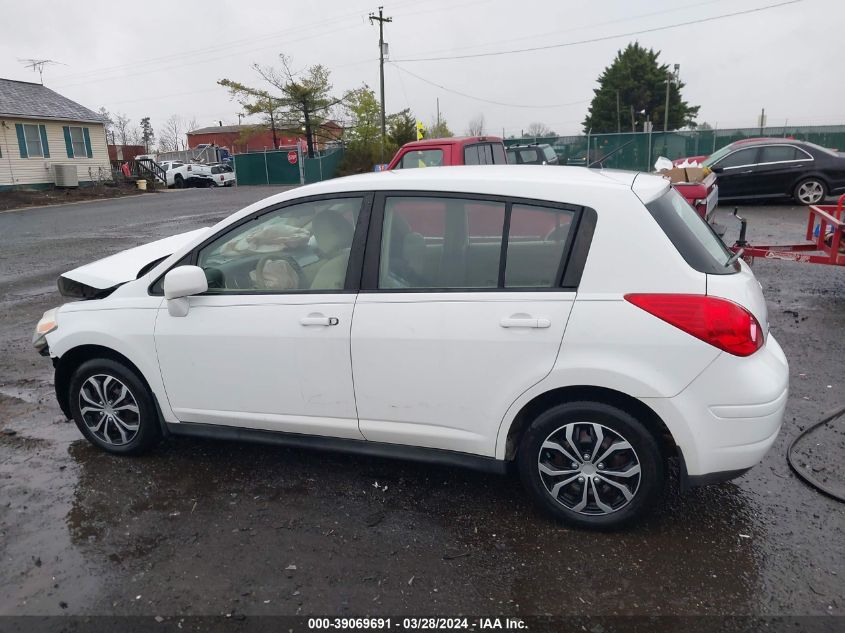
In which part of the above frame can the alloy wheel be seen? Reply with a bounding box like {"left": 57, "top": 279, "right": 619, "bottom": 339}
{"left": 537, "top": 422, "right": 641, "bottom": 516}
{"left": 78, "top": 374, "right": 141, "bottom": 446}
{"left": 797, "top": 180, "right": 824, "bottom": 205}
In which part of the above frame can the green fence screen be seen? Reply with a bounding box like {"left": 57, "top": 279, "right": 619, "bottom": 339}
{"left": 234, "top": 149, "right": 344, "bottom": 186}
{"left": 504, "top": 125, "right": 845, "bottom": 172}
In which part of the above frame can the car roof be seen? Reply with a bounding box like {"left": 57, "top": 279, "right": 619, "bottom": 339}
{"left": 399, "top": 136, "right": 503, "bottom": 149}
{"left": 507, "top": 144, "right": 552, "bottom": 149}
{"left": 729, "top": 137, "right": 801, "bottom": 147}
{"left": 223, "top": 166, "right": 669, "bottom": 227}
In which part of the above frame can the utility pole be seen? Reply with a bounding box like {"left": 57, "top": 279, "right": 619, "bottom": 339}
{"left": 616, "top": 90, "right": 621, "bottom": 134}
{"left": 663, "top": 64, "right": 680, "bottom": 133}
{"left": 436, "top": 97, "right": 440, "bottom": 129}
{"left": 369, "top": 6, "right": 392, "bottom": 161}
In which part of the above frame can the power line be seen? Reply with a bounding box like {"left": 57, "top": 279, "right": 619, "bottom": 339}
{"left": 46, "top": 0, "right": 429, "bottom": 86}
{"left": 397, "top": 0, "right": 729, "bottom": 60}
{"left": 51, "top": 22, "right": 370, "bottom": 90}
{"left": 393, "top": 0, "right": 803, "bottom": 62}
{"left": 390, "top": 62, "right": 589, "bottom": 109}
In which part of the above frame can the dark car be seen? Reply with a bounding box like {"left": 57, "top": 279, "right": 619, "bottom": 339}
{"left": 506, "top": 144, "right": 560, "bottom": 165}
{"left": 703, "top": 139, "right": 845, "bottom": 204}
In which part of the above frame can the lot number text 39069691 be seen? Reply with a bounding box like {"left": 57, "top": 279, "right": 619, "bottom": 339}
{"left": 307, "top": 617, "right": 527, "bottom": 630}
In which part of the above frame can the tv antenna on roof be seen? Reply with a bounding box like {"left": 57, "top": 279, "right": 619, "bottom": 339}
{"left": 18, "top": 58, "right": 63, "bottom": 85}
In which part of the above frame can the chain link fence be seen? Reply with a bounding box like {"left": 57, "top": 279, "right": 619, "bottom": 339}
{"left": 504, "top": 125, "right": 845, "bottom": 171}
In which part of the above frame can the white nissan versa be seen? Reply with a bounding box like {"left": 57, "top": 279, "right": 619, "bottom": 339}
{"left": 34, "top": 166, "right": 788, "bottom": 528}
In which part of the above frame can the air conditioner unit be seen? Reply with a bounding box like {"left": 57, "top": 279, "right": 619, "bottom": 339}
{"left": 54, "top": 164, "right": 79, "bottom": 188}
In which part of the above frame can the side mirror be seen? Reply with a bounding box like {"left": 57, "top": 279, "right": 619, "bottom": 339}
{"left": 710, "top": 166, "right": 723, "bottom": 174}
{"left": 163, "top": 265, "right": 208, "bottom": 317}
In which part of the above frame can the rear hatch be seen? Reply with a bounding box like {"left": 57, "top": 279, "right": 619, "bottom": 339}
{"left": 638, "top": 182, "right": 769, "bottom": 334}
{"left": 706, "top": 260, "right": 769, "bottom": 335}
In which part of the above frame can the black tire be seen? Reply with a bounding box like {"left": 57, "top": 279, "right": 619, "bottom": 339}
{"left": 68, "top": 358, "right": 161, "bottom": 455}
{"left": 174, "top": 174, "right": 185, "bottom": 189}
{"left": 793, "top": 177, "right": 826, "bottom": 205}
{"left": 517, "top": 401, "right": 664, "bottom": 529}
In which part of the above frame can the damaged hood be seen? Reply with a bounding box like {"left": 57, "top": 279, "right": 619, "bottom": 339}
{"left": 60, "top": 228, "right": 210, "bottom": 293}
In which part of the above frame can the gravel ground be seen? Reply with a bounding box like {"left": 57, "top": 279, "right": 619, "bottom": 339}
{"left": 0, "top": 188, "right": 842, "bottom": 627}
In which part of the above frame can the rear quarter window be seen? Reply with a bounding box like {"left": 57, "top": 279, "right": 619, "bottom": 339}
{"left": 399, "top": 149, "right": 443, "bottom": 168}
{"left": 645, "top": 188, "right": 737, "bottom": 275}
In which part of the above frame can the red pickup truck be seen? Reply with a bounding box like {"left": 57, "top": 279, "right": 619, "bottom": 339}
{"left": 387, "top": 136, "right": 507, "bottom": 169}
{"left": 387, "top": 136, "right": 718, "bottom": 224}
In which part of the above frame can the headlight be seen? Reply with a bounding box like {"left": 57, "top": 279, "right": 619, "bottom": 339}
{"left": 33, "top": 307, "right": 60, "bottom": 354}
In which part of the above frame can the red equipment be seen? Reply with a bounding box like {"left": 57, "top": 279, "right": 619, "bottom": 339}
{"left": 732, "top": 194, "right": 845, "bottom": 266}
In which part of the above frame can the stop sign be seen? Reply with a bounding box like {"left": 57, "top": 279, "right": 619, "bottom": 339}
{"left": 287, "top": 150, "right": 298, "bottom": 165}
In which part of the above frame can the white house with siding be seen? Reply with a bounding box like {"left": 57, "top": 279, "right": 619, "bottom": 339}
{"left": 0, "top": 78, "right": 111, "bottom": 190}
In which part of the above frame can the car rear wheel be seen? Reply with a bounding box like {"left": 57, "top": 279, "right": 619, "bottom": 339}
{"left": 174, "top": 174, "right": 185, "bottom": 189}
{"left": 794, "top": 178, "right": 826, "bottom": 205}
{"left": 68, "top": 358, "right": 160, "bottom": 455}
{"left": 517, "top": 401, "right": 664, "bottom": 529}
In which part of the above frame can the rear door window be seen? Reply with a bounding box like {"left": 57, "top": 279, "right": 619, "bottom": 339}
{"left": 505, "top": 204, "right": 575, "bottom": 287}
{"left": 518, "top": 149, "right": 539, "bottom": 163}
{"left": 492, "top": 143, "right": 507, "bottom": 164}
{"left": 645, "top": 188, "right": 735, "bottom": 275}
{"left": 759, "top": 146, "right": 801, "bottom": 163}
{"left": 375, "top": 195, "right": 581, "bottom": 290}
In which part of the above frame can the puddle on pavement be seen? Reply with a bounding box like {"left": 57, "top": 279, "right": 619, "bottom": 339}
{"left": 44, "top": 434, "right": 775, "bottom": 615}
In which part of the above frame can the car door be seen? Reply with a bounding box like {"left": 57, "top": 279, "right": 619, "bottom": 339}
{"left": 711, "top": 147, "right": 761, "bottom": 198}
{"left": 351, "top": 193, "right": 581, "bottom": 456}
{"left": 752, "top": 145, "right": 813, "bottom": 196}
{"left": 154, "top": 194, "right": 371, "bottom": 439}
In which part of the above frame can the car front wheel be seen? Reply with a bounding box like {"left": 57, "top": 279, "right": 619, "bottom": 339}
{"left": 794, "top": 178, "right": 826, "bottom": 205}
{"left": 68, "top": 358, "right": 160, "bottom": 455}
{"left": 518, "top": 401, "right": 664, "bottom": 529}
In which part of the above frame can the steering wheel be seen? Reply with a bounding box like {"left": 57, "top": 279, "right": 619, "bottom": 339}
{"left": 254, "top": 254, "right": 306, "bottom": 290}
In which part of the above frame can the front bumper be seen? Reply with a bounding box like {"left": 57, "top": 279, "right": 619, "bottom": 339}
{"left": 644, "top": 334, "right": 789, "bottom": 480}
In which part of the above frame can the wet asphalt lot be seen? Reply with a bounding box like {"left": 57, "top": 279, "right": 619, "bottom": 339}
{"left": 0, "top": 187, "right": 842, "bottom": 626}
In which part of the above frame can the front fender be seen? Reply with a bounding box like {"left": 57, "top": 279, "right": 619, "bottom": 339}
{"left": 47, "top": 304, "right": 177, "bottom": 423}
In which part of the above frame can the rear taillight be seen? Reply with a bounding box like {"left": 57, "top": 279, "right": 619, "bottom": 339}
{"left": 624, "top": 294, "right": 764, "bottom": 357}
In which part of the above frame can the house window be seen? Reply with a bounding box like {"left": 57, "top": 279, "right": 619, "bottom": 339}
{"left": 23, "top": 124, "right": 43, "bottom": 158}
{"left": 69, "top": 126, "right": 86, "bottom": 158}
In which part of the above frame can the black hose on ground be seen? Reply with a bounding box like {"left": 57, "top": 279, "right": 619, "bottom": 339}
{"left": 786, "top": 404, "right": 845, "bottom": 502}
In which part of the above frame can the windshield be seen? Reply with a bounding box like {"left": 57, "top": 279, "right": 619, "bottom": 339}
{"left": 645, "top": 188, "right": 736, "bottom": 275}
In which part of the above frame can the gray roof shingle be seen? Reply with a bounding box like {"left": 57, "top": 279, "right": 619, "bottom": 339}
{"left": 0, "top": 78, "right": 105, "bottom": 123}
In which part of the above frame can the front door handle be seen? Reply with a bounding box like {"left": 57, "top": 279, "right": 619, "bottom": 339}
{"left": 500, "top": 316, "right": 551, "bottom": 329}
{"left": 300, "top": 315, "right": 339, "bottom": 326}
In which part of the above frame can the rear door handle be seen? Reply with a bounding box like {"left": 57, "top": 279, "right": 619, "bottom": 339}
{"left": 300, "top": 315, "right": 339, "bottom": 326}
{"left": 500, "top": 317, "right": 551, "bottom": 329}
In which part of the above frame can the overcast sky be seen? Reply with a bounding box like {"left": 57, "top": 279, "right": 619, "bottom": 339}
{"left": 0, "top": 0, "right": 840, "bottom": 138}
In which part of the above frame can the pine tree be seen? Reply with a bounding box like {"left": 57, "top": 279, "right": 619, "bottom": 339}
{"left": 583, "top": 42, "right": 699, "bottom": 134}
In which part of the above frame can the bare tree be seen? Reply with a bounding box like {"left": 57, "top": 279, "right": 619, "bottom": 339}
{"left": 113, "top": 112, "right": 137, "bottom": 146}
{"left": 98, "top": 107, "right": 114, "bottom": 145}
{"left": 186, "top": 116, "right": 199, "bottom": 134}
{"left": 158, "top": 114, "right": 184, "bottom": 152}
{"left": 466, "top": 114, "right": 486, "bottom": 136}
{"left": 220, "top": 54, "right": 341, "bottom": 157}
{"left": 526, "top": 121, "right": 556, "bottom": 137}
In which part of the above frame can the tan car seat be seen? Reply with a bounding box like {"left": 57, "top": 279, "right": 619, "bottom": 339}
{"left": 309, "top": 211, "right": 355, "bottom": 290}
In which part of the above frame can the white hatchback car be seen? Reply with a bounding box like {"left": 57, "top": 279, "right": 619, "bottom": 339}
{"left": 35, "top": 166, "right": 788, "bottom": 528}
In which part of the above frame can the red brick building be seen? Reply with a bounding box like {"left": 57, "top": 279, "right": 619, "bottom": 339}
{"left": 107, "top": 144, "right": 147, "bottom": 161}
{"left": 186, "top": 122, "right": 343, "bottom": 154}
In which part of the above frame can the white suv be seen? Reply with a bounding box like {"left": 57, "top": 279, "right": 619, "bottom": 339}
{"left": 34, "top": 166, "right": 788, "bottom": 528}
